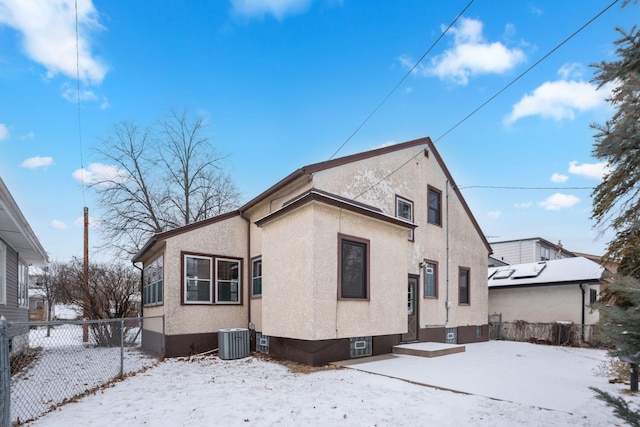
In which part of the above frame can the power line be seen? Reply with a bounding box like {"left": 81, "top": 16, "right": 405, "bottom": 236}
{"left": 457, "top": 185, "right": 595, "bottom": 190}
{"left": 354, "top": 0, "right": 618, "bottom": 200}
{"left": 326, "top": 0, "right": 475, "bottom": 162}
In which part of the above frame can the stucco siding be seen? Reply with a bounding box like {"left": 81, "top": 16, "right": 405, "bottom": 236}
{"left": 489, "top": 284, "right": 596, "bottom": 325}
{"left": 260, "top": 200, "right": 408, "bottom": 340}
{"left": 162, "top": 215, "right": 248, "bottom": 336}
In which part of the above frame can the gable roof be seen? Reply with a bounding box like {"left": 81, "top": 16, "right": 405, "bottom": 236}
{"left": 488, "top": 257, "right": 604, "bottom": 289}
{"left": 490, "top": 237, "right": 577, "bottom": 258}
{"left": 133, "top": 136, "right": 491, "bottom": 262}
{"left": 0, "top": 177, "right": 48, "bottom": 266}
{"left": 241, "top": 136, "right": 490, "bottom": 253}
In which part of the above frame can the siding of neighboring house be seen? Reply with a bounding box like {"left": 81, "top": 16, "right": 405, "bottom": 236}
{"left": 491, "top": 238, "right": 575, "bottom": 265}
{"left": 489, "top": 283, "right": 600, "bottom": 325}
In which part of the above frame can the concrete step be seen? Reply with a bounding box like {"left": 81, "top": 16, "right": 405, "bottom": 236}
{"left": 393, "top": 342, "right": 465, "bottom": 358}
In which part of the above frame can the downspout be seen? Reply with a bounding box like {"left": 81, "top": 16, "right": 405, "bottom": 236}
{"left": 579, "top": 283, "right": 585, "bottom": 342}
{"left": 240, "top": 210, "right": 252, "bottom": 330}
{"left": 133, "top": 263, "right": 143, "bottom": 318}
{"left": 445, "top": 180, "right": 450, "bottom": 324}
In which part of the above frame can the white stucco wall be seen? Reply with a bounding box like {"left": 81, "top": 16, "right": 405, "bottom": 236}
{"left": 489, "top": 284, "right": 600, "bottom": 325}
{"left": 311, "top": 143, "right": 489, "bottom": 330}
{"left": 260, "top": 200, "right": 408, "bottom": 340}
{"left": 159, "top": 215, "right": 249, "bottom": 336}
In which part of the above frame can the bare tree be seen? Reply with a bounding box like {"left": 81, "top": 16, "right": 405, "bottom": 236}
{"left": 92, "top": 108, "right": 241, "bottom": 256}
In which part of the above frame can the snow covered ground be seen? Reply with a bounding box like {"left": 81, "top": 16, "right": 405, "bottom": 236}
{"left": 22, "top": 340, "right": 636, "bottom": 426}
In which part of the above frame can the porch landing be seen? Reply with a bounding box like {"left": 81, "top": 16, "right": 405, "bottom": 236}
{"left": 393, "top": 342, "right": 465, "bottom": 358}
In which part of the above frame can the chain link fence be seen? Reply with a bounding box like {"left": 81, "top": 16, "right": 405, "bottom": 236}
{"left": 1, "top": 316, "right": 164, "bottom": 426}
{"left": 487, "top": 314, "right": 602, "bottom": 347}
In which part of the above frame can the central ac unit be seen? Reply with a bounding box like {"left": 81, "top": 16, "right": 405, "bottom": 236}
{"left": 218, "top": 328, "right": 250, "bottom": 360}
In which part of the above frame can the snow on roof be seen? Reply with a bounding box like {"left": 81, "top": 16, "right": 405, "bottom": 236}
{"left": 488, "top": 256, "right": 604, "bottom": 288}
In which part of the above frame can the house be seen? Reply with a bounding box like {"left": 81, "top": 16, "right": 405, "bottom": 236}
{"left": 0, "top": 177, "right": 48, "bottom": 355}
{"left": 490, "top": 237, "right": 576, "bottom": 265}
{"left": 488, "top": 256, "right": 605, "bottom": 326}
{"left": 132, "top": 137, "right": 491, "bottom": 365}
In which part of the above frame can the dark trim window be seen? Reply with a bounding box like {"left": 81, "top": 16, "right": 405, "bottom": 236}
{"left": 216, "top": 258, "right": 241, "bottom": 304}
{"left": 589, "top": 288, "right": 598, "bottom": 304}
{"left": 396, "top": 195, "right": 414, "bottom": 241}
{"left": 252, "top": 257, "right": 262, "bottom": 297}
{"left": 338, "top": 234, "right": 369, "bottom": 300}
{"left": 428, "top": 186, "right": 442, "bottom": 226}
{"left": 144, "top": 254, "right": 164, "bottom": 307}
{"left": 185, "top": 254, "right": 212, "bottom": 303}
{"left": 424, "top": 260, "right": 438, "bottom": 298}
{"left": 459, "top": 267, "right": 470, "bottom": 305}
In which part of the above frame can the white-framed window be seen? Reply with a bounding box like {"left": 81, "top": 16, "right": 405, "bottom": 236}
{"left": 216, "top": 258, "right": 241, "bottom": 304}
{"left": 396, "top": 195, "right": 414, "bottom": 241}
{"left": 252, "top": 257, "right": 262, "bottom": 297}
{"left": 18, "top": 259, "right": 28, "bottom": 308}
{"left": 143, "top": 254, "right": 164, "bottom": 307}
{"left": 0, "top": 241, "right": 6, "bottom": 305}
{"left": 540, "top": 246, "right": 551, "bottom": 261}
{"left": 424, "top": 261, "right": 438, "bottom": 298}
{"left": 184, "top": 254, "right": 213, "bottom": 304}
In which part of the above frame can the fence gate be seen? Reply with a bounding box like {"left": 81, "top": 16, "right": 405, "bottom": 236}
{"left": 488, "top": 313, "right": 502, "bottom": 340}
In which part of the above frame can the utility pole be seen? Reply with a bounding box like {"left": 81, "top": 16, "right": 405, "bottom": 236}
{"left": 83, "top": 207, "right": 89, "bottom": 342}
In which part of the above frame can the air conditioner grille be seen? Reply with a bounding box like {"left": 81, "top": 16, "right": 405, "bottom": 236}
{"left": 218, "top": 328, "right": 250, "bottom": 360}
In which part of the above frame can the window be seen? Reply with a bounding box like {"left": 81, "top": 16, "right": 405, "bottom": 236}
{"left": 185, "top": 255, "right": 212, "bottom": 303}
{"left": 396, "top": 196, "right": 414, "bottom": 241}
{"left": 18, "top": 259, "right": 28, "bottom": 308}
{"left": 459, "top": 267, "right": 470, "bottom": 305}
{"left": 427, "top": 187, "right": 442, "bottom": 225}
{"left": 143, "top": 254, "right": 163, "bottom": 307}
{"left": 424, "top": 261, "right": 438, "bottom": 298}
{"left": 590, "top": 288, "right": 598, "bottom": 305}
{"left": 216, "top": 258, "right": 241, "bottom": 304}
{"left": 540, "top": 246, "right": 551, "bottom": 261}
{"left": 0, "top": 241, "right": 5, "bottom": 305}
{"left": 339, "top": 235, "right": 369, "bottom": 300}
{"left": 252, "top": 258, "right": 262, "bottom": 297}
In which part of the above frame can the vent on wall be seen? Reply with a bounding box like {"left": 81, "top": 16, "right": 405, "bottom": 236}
{"left": 256, "top": 332, "right": 269, "bottom": 354}
{"left": 350, "top": 336, "right": 372, "bottom": 358}
{"left": 445, "top": 328, "right": 457, "bottom": 344}
{"left": 218, "top": 328, "right": 250, "bottom": 360}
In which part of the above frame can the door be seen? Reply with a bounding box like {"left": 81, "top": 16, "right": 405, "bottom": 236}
{"left": 402, "top": 276, "right": 419, "bottom": 342}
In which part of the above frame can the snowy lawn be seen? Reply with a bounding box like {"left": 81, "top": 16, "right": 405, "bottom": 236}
{"left": 23, "top": 340, "right": 637, "bottom": 426}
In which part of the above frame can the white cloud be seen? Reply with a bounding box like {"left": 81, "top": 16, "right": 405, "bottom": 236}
{"left": 504, "top": 68, "right": 613, "bottom": 124}
{"left": 551, "top": 173, "right": 568, "bottom": 183}
{"left": 20, "top": 131, "right": 34, "bottom": 140}
{"left": 568, "top": 160, "right": 610, "bottom": 180}
{"left": 0, "top": 123, "right": 8, "bottom": 140}
{"left": 487, "top": 210, "right": 501, "bottom": 219}
{"left": 231, "top": 0, "right": 312, "bottom": 20}
{"left": 538, "top": 193, "right": 580, "bottom": 211}
{"left": 74, "top": 215, "right": 100, "bottom": 228}
{"left": 514, "top": 201, "right": 532, "bottom": 209}
{"left": 21, "top": 156, "right": 53, "bottom": 169}
{"left": 72, "top": 162, "right": 129, "bottom": 185}
{"left": 51, "top": 219, "right": 67, "bottom": 229}
{"left": 0, "top": 0, "right": 107, "bottom": 84}
{"left": 402, "top": 18, "right": 526, "bottom": 85}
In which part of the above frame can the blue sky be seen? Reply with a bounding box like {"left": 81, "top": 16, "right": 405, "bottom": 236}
{"left": 0, "top": 0, "right": 634, "bottom": 262}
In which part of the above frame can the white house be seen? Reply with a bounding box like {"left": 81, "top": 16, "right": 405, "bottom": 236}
{"left": 133, "top": 137, "right": 491, "bottom": 365}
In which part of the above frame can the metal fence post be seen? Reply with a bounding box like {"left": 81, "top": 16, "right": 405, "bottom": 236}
{"left": 120, "top": 318, "right": 125, "bottom": 379}
{"left": 0, "top": 316, "right": 10, "bottom": 427}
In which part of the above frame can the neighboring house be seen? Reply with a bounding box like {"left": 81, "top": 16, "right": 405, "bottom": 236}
{"left": 28, "top": 287, "right": 47, "bottom": 322}
{"left": 133, "top": 137, "right": 491, "bottom": 365}
{"left": 488, "top": 257, "right": 605, "bottom": 326}
{"left": 490, "top": 237, "right": 575, "bottom": 265}
{"left": 0, "top": 177, "right": 48, "bottom": 355}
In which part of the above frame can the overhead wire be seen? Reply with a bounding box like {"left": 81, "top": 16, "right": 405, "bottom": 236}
{"left": 352, "top": 0, "right": 619, "bottom": 200}
{"left": 325, "top": 0, "right": 475, "bottom": 162}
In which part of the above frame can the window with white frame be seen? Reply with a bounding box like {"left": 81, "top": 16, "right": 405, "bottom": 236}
{"left": 252, "top": 257, "right": 262, "bottom": 297}
{"left": 216, "top": 258, "right": 241, "bottom": 304}
{"left": 424, "top": 261, "right": 438, "bottom": 298}
{"left": 540, "top": 246, "right": 551, "bottom": 261}
{"left": 0, "top": 241, "right": 6, "bottom": 305}
{"left": 184, "top": 255, "right": 213, "bottom": 303}
{"left": 143, "top": 254, "right": 164, "bottom": 307}
{"left": 396, "top": 195, "right": 414, "bottom": 241}
{"left": 18, "top": 259, "right": 28, "bottom": 308}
